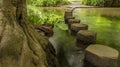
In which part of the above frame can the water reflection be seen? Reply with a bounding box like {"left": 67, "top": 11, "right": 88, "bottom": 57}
{"left": 49, "top": 27, "right": 84, "bottom": 67}
{"left": 74, "top": 8, "right": 120, "bottom": 67}
{"left": 34, "top": 7, "right": 120, "bottom": 67}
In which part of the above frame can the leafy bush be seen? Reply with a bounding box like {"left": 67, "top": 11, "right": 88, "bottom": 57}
{"left": 27, "top": 6, "right": 64, "bottom": 24}
{"left": 81, "top": 0, "right": 105, "bottom": 6}
{"left": 27, "top": 0, "right": 70, "bottom": 7}
{"left": 81, "top": 0, "right": 120, "bottom": 7}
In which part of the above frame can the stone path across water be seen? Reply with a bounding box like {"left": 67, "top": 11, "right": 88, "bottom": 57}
{"left": 62, "top": 0, "right": 95, "bottom": 9}
{"left": 63, "top": 4, "right": 95, "bottom": 8}
{"left": 64, "top": 6, "right": 119, "bottom": 67}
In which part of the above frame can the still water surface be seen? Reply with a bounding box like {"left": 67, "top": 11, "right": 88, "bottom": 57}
{"left": 39, "top": 7, "right": 120, "bottom": 67}
{"left": 73, "top": 8, "right": 120, "bottom": 67}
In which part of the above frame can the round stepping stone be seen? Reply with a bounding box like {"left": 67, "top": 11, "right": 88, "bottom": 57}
{"left": 65, "top": 11, "right": 72, "bottom": 15}
{"left": 71, "top": 23, "right": 88, "bottom": 35}
{"left": 85, "top": 44, "right": 119, "bottom": 67}
{"left": 66, "top": 8, "right": 74, "bottom": 12}
{"left": 64, "top": 16, "right": 75, "bottom": 24}
{"left": 68, "top": 19, "right": 80, "bottom": 28}
{"left": 34, "top": 24, "right": 54, "bottom": 37}
{"left": 77, "top": 30, "right": 97, "bottom": 45}
{"left": 64, "top": 11, "right": 72, "bottom": 18}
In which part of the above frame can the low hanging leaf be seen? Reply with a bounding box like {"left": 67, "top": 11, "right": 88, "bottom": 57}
{"left": 56, "top": 23, "right": 68, "bottom": 30}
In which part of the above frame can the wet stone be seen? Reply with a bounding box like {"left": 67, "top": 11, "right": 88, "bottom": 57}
{"left": 85, "top": 44, "right": 119, "bottom": 67}
{"left": 68, "top": 19, "right": 80, "bottom": 28}
{"left": 65, "top": 11, "right": 72, "bottom": 16}
{"left": 34, "top": 23, "right": 54, "bottom": 37}
{"left": 71, "top": 23, "right": 88, "bottom": 35}
{"left": 77, "top": 30, "right": 97, "bottom": 45}
{"left": 64, "top": 16, "right": 75, "bottom": 24}
{"left": 64, "top": 11, "right": 72, "bottom": 19}
{"left": 66, "top": 8, "right": 74, "bottom": 12}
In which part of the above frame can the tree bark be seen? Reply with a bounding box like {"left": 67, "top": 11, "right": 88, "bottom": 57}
{"left": 0, "top": 0, "right": 58, "bottom": 67}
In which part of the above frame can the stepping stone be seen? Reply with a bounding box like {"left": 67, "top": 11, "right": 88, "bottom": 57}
{"left": 64, "top": 16, "right": 75, "bottom": 24}
{"left": 66, "top": 7, "right": 75, "bottom": 12}
{"left": 68, "top": 19, "right": 80, "bottom": 28}
{"left": 64, "top": 11, "right": 72, "bottom": 19}
{"left": 71, "top": 23, "right": 88, "bottom": 35}
{"left": 65, "top": 11, "right": 72, "bottom": 16}
{"left": 64, "top": 10, "right": 74, "bottom": 23}
{"left": 34, "top": 23, "right": 54, "bottom": 37}
{"left": 77, "top": 30, "right": 97, "bottom": 45}
{"left": 85, "top": 44, "right": 119, "bottom": 67}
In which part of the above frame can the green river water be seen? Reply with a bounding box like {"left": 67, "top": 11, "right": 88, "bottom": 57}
{"left": 73, "top": 8, "right": 120, "bottom": 67}
{"left": 37, "top": 7, "right": 120, "bottom": 67}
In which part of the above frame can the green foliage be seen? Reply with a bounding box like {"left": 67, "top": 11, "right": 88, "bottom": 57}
{"left": 27, "top": 6, "right": 68, "bottom": 30}
{"left": 27, "top": 0, "right": 70, "bottom": 7}
{"left": 27, "top": 0, "right": 70, "bottom": 30}
{"left": 81, "top": 0, "right": 105, "bottom": 6}
{"left": 27, "top": 6, "right": 64, "bottom": 24}
{"left": 56, "top": 23, "right": 68, "bottom": 30}
{"left": 81, "top": 0, "right": 120, "bottom": 7}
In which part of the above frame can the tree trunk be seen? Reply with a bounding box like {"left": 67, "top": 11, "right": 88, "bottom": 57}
{"left": 0, "top": 0, "right": 58, "bottom": 67}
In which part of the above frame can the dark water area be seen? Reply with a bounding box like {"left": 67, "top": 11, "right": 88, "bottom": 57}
{"left": 49, "top": 27, "right": 84, "bottom": 67}
{"left": 37, "top": 7, "right": 120, "bottom": 67}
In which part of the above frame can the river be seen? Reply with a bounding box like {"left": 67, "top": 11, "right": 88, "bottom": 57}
{"left": 36, "top": 7, "right": 120, "bottom": 67}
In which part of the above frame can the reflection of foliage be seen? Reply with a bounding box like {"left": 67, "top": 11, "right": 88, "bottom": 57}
{"left": 101, "top": 15, "right": 120, "bottom": 20}
{"left": 27, "top": 6, "right": 64, "bottom": 24}
{"left": 81, "top": 0, "right": 105, "bottom": 6}
{"left": 81, "top": 0, "right": 120, "bottom": 7}
{"left": 27, "top": 0, "right": 70, "bottom": 7}
{"left": 56, "top": 23, "right": 68, "bottom": 30}
{"left": 74, "top": 8, "right": 120, "bottom": 51}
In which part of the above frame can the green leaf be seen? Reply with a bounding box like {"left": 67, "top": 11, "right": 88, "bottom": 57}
{"left": 56, "top": 23, "right": 68, "bottom": 30}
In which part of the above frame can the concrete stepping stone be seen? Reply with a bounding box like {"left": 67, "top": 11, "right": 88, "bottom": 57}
{"left": 85, "top": 44, "right": 119, "bottom": 67}
{"left": 64, "top": 11, "right": 73, "bottom": 20}
{"left": 34, "top": 23, "right": 54, "bottom": 37}
{"left": 65, "top": 16, "right": 75, "bottom": 24}
{"left": 77, "top": 30, "right": 97, "bottom": 45}
{"left": 71, "top": 23, "right": 88, "bottom": 35}
{"left": 68, "top": 19, "right": 80, "bottom": 28}
{"left": 65, "top": 11, "right": 72, "bottom": 16}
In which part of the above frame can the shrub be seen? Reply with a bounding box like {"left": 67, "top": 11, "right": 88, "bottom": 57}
{"left": 27, "top": 0, "right": 70, "bottom": 7}
{"left": 81, "top": 0, "right": 105, "bottom": 6}
{"left": 27, "top": 6, "right": 64, "bottom": 24}
{"left": 81, "top": 0, "right": 120, "bottom": 7}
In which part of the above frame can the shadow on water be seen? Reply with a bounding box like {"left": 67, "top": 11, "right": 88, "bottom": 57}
{"left": 49, "top": 26, "right": 84, "bottom": 67}
{"left": 49, "top": 26, "right": 75, "bottom": 67}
